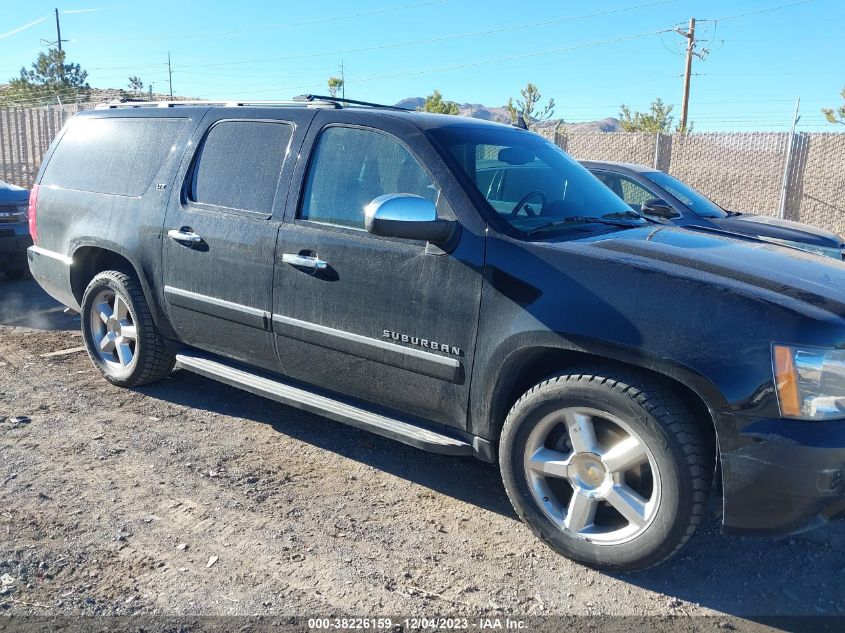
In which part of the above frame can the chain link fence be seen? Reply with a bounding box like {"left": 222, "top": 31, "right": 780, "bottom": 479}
{"left": 1, "top": 103, "right": 844, "bottom": 235}
{"left": 0, "top": 102, "right": 89, "bottom": 189}
{"left": 552, "top": 129, "right": 845, "bottom": 235}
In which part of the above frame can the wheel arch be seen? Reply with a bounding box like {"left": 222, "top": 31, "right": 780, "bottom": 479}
{"left": 69, "top": 243, "right": 169, "bottom": 335}
{"left": 483, "top": 342, "right": 723, "bottom": 468}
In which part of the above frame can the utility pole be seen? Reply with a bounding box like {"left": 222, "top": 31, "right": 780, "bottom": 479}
{"left": 778, "top": 97, "right": 801, "bottom": 220}
{"left": 54, "top": 8, "right": 63, "bottom": 52}
{"left": 678, "top": 17, "right": 696, "bottom": 133}
{"left": 42, "top": 9, "right": 69, "bottom": 52}
{"left": 340, "top": 60, "right": 345, "bottom": 99}
{"left": 167, "top": 52, "right": 173, "bottom": 99}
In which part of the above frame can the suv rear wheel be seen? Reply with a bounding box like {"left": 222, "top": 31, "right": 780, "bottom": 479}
{"left": 81, "top": 270, "right": 175, "bottom": 387}
{"left": 500, "top": 367, "right": 711, "bottom": 572}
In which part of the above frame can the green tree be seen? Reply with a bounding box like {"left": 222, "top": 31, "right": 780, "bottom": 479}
{"left": 823, "top": 86, "right": 845, "bottom": 125}
{"left": 506, "top": 82, "right": 555, "bottom": 129}
{"left": 419, "top": 90, "right": 460, "bottom": 115}
{"left": 327, "top": 76, "right": 344, "bottom": 98}
{"left": 619, "top": 98, "right": 691, "bottom": 133}
{"left": 128, "top": 76, "right": 144, "bottom": 97}
{"left": 1, "top": 49, "right": 90, "bottom": 106}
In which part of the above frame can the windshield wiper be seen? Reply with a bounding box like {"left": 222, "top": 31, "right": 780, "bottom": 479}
{"left": 526, "top": 215, "right": 642, "bottom": 236}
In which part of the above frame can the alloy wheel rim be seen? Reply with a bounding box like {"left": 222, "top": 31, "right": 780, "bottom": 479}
{"left": 89, "top": 289, "right": 138, "bottom": 371}
{"left": 523, "top": 406, "right": 662, "bottom": 545}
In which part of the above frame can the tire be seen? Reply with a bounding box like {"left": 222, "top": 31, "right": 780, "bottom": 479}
{"left": 499, "top": 367, "right": 711, "bottom": 572}
{"left": 4, "top": 268, "right": 27, "bottom": 281}
{"left": 80, "top": 270, "right": 175, "bottom": 387}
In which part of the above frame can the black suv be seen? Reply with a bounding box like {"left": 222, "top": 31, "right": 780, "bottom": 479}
{"left": 0, "top": 179, "right": 32, "bottom": 280}
{"left": 582, "top": 160, "right": 844, "bottom": 260}
{"left": 28, "top": 97, "right": 845, "bottom": 571}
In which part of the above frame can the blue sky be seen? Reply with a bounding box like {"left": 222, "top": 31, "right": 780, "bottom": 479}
{"left": 1, "top": 0, "right": 842, "bottom": 131}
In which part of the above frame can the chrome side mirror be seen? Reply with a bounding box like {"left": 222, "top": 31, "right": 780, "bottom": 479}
{"left": 364, "top": 194, "right": 454, "bottom": 243}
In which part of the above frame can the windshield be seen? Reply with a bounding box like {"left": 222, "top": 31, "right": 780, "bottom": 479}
{"left": 429, "top": 126, "right": 645, "bottom": 236}
{"left": 644, "top": 171, "right": 727, "bottom": 218}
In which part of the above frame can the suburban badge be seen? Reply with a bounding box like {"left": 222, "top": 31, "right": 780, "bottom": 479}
{"left": 383, "top": 329, "right": 461, "bottom": 356}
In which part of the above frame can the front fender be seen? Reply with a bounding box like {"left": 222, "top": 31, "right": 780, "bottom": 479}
{"left": 471, "top": 329, "right": 728, "bottom": 442}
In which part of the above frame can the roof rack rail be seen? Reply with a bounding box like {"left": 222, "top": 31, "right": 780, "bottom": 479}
{"left": 94, "top": 98, "right": 340, "bottom": 110}
{"left": 93, "top": 95, "right": 411, "bottom": 112}
{"left": 293, "top": 94, "right": 412, "bottom": 111}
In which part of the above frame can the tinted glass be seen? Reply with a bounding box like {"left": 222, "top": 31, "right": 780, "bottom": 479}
{"left": 190, "top": 121, "right": 292, "bottom": 213}
{"left": 431, "top": 126, "right": 643, "bottom": 236}
{"left": 620, "top": 176, "right": 656, "bottom": 208}
{"left": 645, "top": 171, "right": 727, "bottom": 218}
{"left": 300, "top": 126, "right": 438, "bottom": 229}
{"left": 42, "top": 116, "right": 186, "bottom": 196}
{"left": 595, "top": 172, "right": 660, "bottom": 211}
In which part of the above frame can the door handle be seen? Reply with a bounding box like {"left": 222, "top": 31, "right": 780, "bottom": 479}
{"left": 167, "top": 228, "right": 203, "bottom": 244}
{"left": 282, "top": 253, "right": 328, "bottom": 271}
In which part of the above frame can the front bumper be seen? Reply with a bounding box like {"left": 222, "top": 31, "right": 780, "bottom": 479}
{"left": 0, "top": 226, "right": 32, "bottom": 270}
{"left": 718, "top": 412, "right": 845, "bottom": 535}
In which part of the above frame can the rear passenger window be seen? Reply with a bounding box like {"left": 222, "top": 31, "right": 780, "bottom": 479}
{"left": 41, "top": 117, "right": 186, "bottom": 196}
{"left": 300, "top": 126, "right": 438, "bottom": 229}
{"left": 190, "top": 121, "right": 292, "bottom": 213}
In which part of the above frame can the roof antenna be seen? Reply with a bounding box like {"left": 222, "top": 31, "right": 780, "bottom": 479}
{"left": 515, "top": 112, "right": 528, "bottom": 130}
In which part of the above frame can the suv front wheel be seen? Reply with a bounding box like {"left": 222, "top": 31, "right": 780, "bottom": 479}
{"left": 81, "top": 270, "right": 175, "bottom": 387}
{"left": 500, "top": 368, "right": 711, "bottom": 572}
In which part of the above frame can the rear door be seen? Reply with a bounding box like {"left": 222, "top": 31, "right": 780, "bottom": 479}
{"left": 272, "top": 110, "right": 486, "bottom": 429}
{"left": 161, "top": 108, "right": 316, "bottom": 371}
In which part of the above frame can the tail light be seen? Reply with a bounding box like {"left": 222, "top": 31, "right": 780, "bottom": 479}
{"left": 28, "top": 184, "right": 39, "bottom": 244}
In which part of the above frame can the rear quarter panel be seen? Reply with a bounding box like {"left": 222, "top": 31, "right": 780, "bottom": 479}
{"left": 30, "top": 109, "right": 205, "bottom": 322}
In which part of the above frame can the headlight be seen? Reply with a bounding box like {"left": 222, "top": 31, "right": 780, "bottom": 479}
{"left": 773, "top": 344, "right": 845, "bottom": 419}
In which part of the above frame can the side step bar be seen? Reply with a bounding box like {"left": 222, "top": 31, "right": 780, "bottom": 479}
{"left": 175, "top": 353, "right": 474, "bottom": 457}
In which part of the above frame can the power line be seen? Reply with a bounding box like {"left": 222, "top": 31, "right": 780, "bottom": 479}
{"left": 689, "top": 71, "right": 841, "bottom": 77}
{"left": 699, "top": 0, "right": 814, "bottom": 23}
{"left": 20, "top": 0, "right": 804, "bottom": 84}
{"left": 61, "top": 8, "right": 108, "bottom": 15}
{"left": 202, "top": 27, "right": 678, "bottom": 98}
{"left": 1, "top": 0, "right": 822, "bottom": 120}
{"left": 83, "top": 0, "right": 446, "bottom": 43}
{"left": 77, "top": 0, "right": 677, "bottom": 72}
{"left": 191, "top": 0, "right": 674, "bottom": 68}
{"left": 0, "top": 8, "right": 101, "bottom": 47}
{"left": 667, "top": 0, "right": 813, "bottom": 133}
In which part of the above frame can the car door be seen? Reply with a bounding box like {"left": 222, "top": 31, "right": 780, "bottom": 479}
{"left": 161, "top": 108, "right": 315, "bottom": 371}
{"left": 272, "top": 110, "right": 485, "bottom": 429}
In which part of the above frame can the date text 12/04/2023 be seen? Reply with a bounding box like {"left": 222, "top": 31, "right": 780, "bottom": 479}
{"left": 307, "top": 618, "right": 528, "bottom": 630}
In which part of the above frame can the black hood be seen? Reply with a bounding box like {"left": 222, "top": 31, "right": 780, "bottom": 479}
{"left": 708, "top": 213, "right": 843, "bottom": 250}
{"left": 555, "top": 226, "right": 845, "bottom": 317}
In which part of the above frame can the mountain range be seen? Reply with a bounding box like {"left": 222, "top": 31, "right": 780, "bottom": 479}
{"left": 394, "top": 97, "right": 622, "bottom": 132}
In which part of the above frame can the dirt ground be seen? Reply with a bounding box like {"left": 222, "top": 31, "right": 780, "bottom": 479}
{"left": 1, "top": 276, "right": 844, "bottom": 627}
